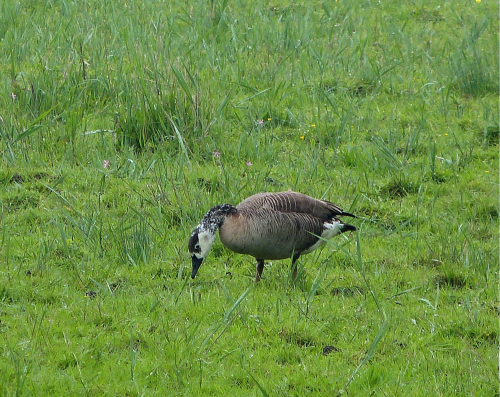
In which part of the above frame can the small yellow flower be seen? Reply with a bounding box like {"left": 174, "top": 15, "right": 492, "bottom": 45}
{"left": 444, "top": 133, "right": 448, "bottom": 136}
{"left": 300, "top": 135, "right": 305, "bottom": 140}
{"left": 476, "top": 0, "right": 481, "bottom": 3}
{"left": 268, "top": 118, "right": 271, "bottom": 121}
{"left": 311, "top": 124, "right": 316, "bottom": 127}
{"left": 485, "top": 170, "right": 489, "bottom": 173}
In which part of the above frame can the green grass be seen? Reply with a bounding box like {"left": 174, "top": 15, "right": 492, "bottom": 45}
{"left": 0, "top": 0, "right": 498, "bottom": 395}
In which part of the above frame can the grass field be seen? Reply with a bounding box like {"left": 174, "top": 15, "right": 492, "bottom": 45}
{"left": 0, "top": 0, "right": 498, "bottom": 395}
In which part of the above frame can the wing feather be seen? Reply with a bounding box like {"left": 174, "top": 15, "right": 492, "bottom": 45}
{"left": 237, "top": 191, "right": 354, "bottom": 220}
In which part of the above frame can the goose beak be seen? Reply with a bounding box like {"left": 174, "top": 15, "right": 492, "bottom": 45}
{"left": 191, "top": 255, "right": 204, "bottom": 279}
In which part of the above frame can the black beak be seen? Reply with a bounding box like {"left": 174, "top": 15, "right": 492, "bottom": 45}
{"left": 191, "top": 255, "right": 204, "bottom": 279}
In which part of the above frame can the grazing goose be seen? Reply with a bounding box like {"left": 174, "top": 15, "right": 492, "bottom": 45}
{"left": 188, "top": 191, "right": 356, "bottom": 281}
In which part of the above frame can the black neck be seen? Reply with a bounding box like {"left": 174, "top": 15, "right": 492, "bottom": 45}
{"left": 198, "top": 204, "right": 237, "bottom": 233}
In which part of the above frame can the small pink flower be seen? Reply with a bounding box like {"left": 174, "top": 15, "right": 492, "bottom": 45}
{"left": 257, "top": 120, "right": 263, "bottom": 126}
{"left": 246, "top": 161, "right": 253, "bottom": 166}
{"left": 103, "top": 160, "right": 110, "bottom": 169}
{"left": 212, "top": 150, "right": 220, "bottom": 158}
{"left": 10, "top": 93, "right": 17, "bottom": 100}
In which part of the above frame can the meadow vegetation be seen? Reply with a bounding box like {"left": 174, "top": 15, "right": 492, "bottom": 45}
{"left": 0, "top": 0, "right": 498, "bottom": 395}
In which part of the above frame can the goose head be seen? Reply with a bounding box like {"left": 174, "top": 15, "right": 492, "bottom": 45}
{"left": 188, "top": 204, "right": 236, "bottom": 279}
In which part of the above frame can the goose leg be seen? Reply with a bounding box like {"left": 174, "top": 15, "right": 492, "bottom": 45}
{"left": 255, "top": 259, "right": 265, "bottom": 282}
{"left": 291, "top": 253, "right": 301, "bottom": 281}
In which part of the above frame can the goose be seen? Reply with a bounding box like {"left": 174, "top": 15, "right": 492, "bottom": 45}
{"left": 188, "top": 191, "right": 356, "bottom": 281}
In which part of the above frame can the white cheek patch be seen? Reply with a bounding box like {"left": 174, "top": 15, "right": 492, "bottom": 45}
{"left": 198, "top": 230, "right": 216, "bottom": 258}
{"left": 302, "top": 220, "right": 343, "bottom": 255}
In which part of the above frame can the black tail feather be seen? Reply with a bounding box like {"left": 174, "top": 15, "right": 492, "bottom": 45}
{"left": 341, "top": 223, "right": 357, "bottom": 232}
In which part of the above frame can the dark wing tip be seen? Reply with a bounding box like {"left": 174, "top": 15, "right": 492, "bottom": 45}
{"left": 321, "top": 199, "right": 356, "bottom": 218}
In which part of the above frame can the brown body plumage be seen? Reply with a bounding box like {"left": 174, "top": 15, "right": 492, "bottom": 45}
{"left": 188, "top": 191, "right": 356, "bottom": 281}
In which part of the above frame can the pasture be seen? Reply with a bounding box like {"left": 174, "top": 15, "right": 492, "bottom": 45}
{"left": 0, "top": 0, "right": 498, "bottom": 395}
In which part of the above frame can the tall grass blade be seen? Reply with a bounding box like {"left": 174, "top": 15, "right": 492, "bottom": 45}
{"left": 166, "top": 114, "right": 191, "bottom": 168}
{"left": 170, "top": 62, "right": 194, "bottom": 106}
{"left": 14, "top": 105, "right": 56, "bottom": 142}
{"left": 305, "top": 263, "right": 327, "bottom": 313}
{"left": 224, "top": 287, "right": 251, "bottom": 321}
{"left": 55, "top": 217, "right": 70, "bottom": 257}
{"left": 129, "top": 326, "right": 136, "bottom": 382}
{"left": 245, "top": 368, "right": 270, "bottom": 397}
{"left": 234, "top": 88, "right": 271, "bottom": 106}
{"left": 356, "top": 232, "right": 383, "bottom": 315}
{"left": 201, "top": 287, "right": 252, "bottom": 353}
{"left": 216, "top": 90, "right": 232, "bottom": 117}
{"left": 345, "top": 316, "right": 390, "bottom": 388}
{"left": 175, "top": 274, "right": 190, "bottom": 304}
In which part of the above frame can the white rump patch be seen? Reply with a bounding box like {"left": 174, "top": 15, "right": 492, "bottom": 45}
{"left": 198, "top": 230, "right": 217, "bottom": 258}
{"left": 302, "top": 220, "right": 343, "bottom": 255}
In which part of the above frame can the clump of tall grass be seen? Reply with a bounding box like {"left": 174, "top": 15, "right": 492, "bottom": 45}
{"left": 451, "top": 48, "right": 498, "bottom": 97}
{"left": 450, "top": 17, "right": 498, "bottom": 97}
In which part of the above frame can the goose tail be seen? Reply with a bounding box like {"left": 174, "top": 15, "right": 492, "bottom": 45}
{"left": 341, "top": 222, "right": 357, "bottom": 232}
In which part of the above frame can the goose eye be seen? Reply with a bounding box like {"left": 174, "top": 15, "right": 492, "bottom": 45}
{"left": 194, "top": 243, "right": 201, "bottom": 252}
